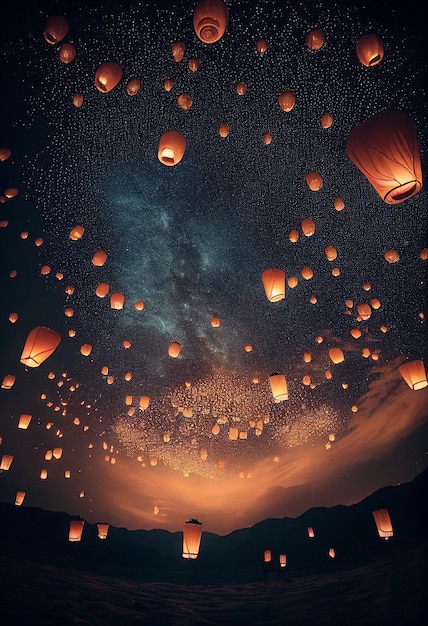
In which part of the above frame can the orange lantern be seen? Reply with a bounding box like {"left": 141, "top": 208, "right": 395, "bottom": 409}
{"left": 308, "top": 527, "right": 315, "bottom": 538}
{"left": 269, "top": 373, "right": 288, "bottom": 401}
{"left": 96, "top": 282, "right": 110, "bottom": 298}
{"left": 171, "top": 42, "right": 185, "bottom": 61}
{"left": 20, "top": 326, "right": 61, "bottom": 368}
{"left": 158, "top": 131, "right": 186, "bottom": 166}
{"left": 324, "top": 246, "right": 337, "bottom": 261}
{"left": 69, "top": 520, "right": 84, "bottom": 542}
{"left": 211, "top": 316, "right": 221, "bottom": 327}
{"left": 193, "top": 0, "right": 229, "bottom": 44}
{"left": 188, "top": 58, "right": 200, "bottom": 72}
{"left": 357, "top": 303, "right": 372, "bottom": 320}
{"left": 219, "top": 123, "right": 229, "bottom": 138}
{"left": 92, "top": 250, "right": 108, "bottom": 266}
{"left": 346, "top": 109, "right": 422, "bottom": 204}
{"left": 305, "top": 171, "right": 323, "bottom": 191}
{"left": 288, "top": 276, "right": 298, "bottom": 288}
{"left": 301, "top": 267, "right": 313, "bottom": 280}
{"left": 236, "top": 82, "right": 247, "bottom": 95}
{"left": 398, "top": 360, "right": 427, "bottom": 390}
{"left": 18, "top": 414, "right": 32, "bottom": 429}
{"left": 94, "top": 62, "right": 123, "bottom": 93}
{"left": 69, "top": 225, "right": 84, "bottom": 240}
{"left": 73, "top": 93, "right": 84, "bottom": 107}
{"left": 262, "top": 268, "right": 285, "bottom": 302}
{"left": 0, "top": 148, "right": 11, "bottom": 161}
{"left": 288, "top": 229, "right": 299, "bottom": 242}
{"left": 279, "top": 554, "right": 287, "bottom": 567}
{"left": 256, "top": 39, "right": 268, "bottom": 53}
{"left": 350, "top": 328, "right": 362, "bottom": 339}
{"left": 263, "top": 132, "right": 272, "bottom": 145}
{"left": 263, "top": 550, "right": 272, "bottom": 563}
{"left": 278, "top": 91, "right": 296, "bottom": 112}
{"left": 163, "top": 78, "right": 174, "bottom": 91}
{"left": 110, "top": 292, "right": 125, "bottom": 309}
{"left": 182, "top": 519, "right": 203, "bottom": 559}
{"left": 334, "top": 197, "right": 345, "bottom": 211}
{"left": 329, "top": 347, "right": 345, "bottom": 364}
{"left": 177, "top": 93, "right": 192, "bottom": 109}
{"left": 44, "top": 16, "right": 69, "bottom": 44}
{"left": 8, "top": 312, "right": 18, "bottom": 323}
{"left": 301, "top": 218, "right": 315, "bottom": 236}
{"left": 139, "top": 396, "right": 150, "bottom": 410}
{"left": 168, "top": 342, "right": 181, "bottom": 358}
{"left": 135, "top": 300, "right": 145, "bottom": 310}
{"left": 372, "top": 507, "right": 393, "bottom": 539}
{"left": 304, "top": 352, "right": 312, "bottom": 363}
{"left": 15, "top": 491, "right": 26, "bottom": 506}
{"left": 126, "top": 79, "right": 141, "bottom": 95}
{"left": 321, "top": 113, "right": 333, "bottom": 128}
{"left": 384, "top": 249, "right": 399, "bottom": 263}
{"left": 80, "top": 344, "right": 92, "bottom": 357}
{"left": 328, "top": 548, "right": 335, "bottom": 559}
{"left": 97, "top": 523, "right": 110, "bottom": 540}
{"left": 356, "top": 34, "right": 384, "bottom": 67}
{"left": 0, "top": 455, "right": 14, "bottom": 470}
{"left": 59, "top": 43, "right": 76, "bottom": 63}
{"left": 305, "top": 28, "right": 325, "bottom": 50}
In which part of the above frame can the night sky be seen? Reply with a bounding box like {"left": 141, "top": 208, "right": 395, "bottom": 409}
{"left": 0, "top": 0, "right": 427, "bottom": 536}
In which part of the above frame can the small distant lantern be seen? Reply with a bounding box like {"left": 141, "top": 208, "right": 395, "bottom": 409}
{"left": 279, "top": 554, "right": 287, "bottom": 567}
{"left": 306, "top": 28, "right": 325, "bottom": 50}
{"left": 219, "top": 123, "right": 229, "bottom": 138}
{"left": 168, "top": 342, "right": 181, "bottom": 357}
{"left": 328, "top": 548, "right": 335, "bottom": 558}
{"left": 278, "top": 91, "right": 296, "bottom": 112}
{"left": 96, "top": 282, "right": 110, "bottom": 298}
{"left": 269, "top": 373, "right": 288, "bottom": 401}
{"left": 182, "top": 519, "right": 203, "bottom": 559}
{"left": 398, "top": 360, "right": 427, "bottom": 390}
{"left": 308, "top": 527, "right": 315, "bottom": 538}
{"left": 92, "top": 250, "right": 108, "bottom": 266}
{"left": 329, "top": 348, "right": 345, "bottom": 364}
{"left": 256, "top": 39, "right": 268, "bottom": 54}
{"left": 0, "top": 455, "right": 14, "bottom": 470}
{"left": 301, "top": 218, "right": 315, "bottom": 236}
{"left": 305, "top": 171, "right": 323, "bottom": 191}
{"left": 321, "top": 113, "right": 333, "bottom": 128}
{"left": 94, "top": 62, "right": 123, "bottom": 93}
{"left": 18, "top": 414, "right": 32, "bottom": 429}
{"left": 15, "top": 491, "right": 26, "bottom": 506}
{"left": 171, "top": 41, "right": 185, "bottom": 62}
{"left": 20, "top": 326, "right": 61, "bottom": 368}
{"left": 372, "top": 507, "right": 393, "bottom": 540}
{"left": 97, "top": 523, "right": 110, "bottom": 540}
{"left": 264, "top": 549, "right": 272, "bottom": 563}
{"left": 110, "top": 292, "right": 125, "bottom": 310}
{"left": 69, "top": 520, "right": 84, "bottom": 542}
{"left": 262, "top": 268, "right": 285, "bottom": 302}
{"left": 211, "top": 316, "right": 221, "bottom": 327}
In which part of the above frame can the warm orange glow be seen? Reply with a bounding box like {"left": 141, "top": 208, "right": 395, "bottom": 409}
{"left": 94, "top": 62, "right": 123, "bottom": 93}
{"left": 20, "top": 326, "right": 61, "bottom": 368}
{"left": 372, "top": 507, "right": 393, "bottom": 539}
{"left": 59, "top": 43, "right": 76, "bottom": 63}
{"left": 69, "top": 520, "right": 84, "bottom": 542}
{"left": 305, "top": 28, "right": 325, "bottom": 50}
{"left": 69, "top": 225, "right": 84, "bottom": 240}
{"left": 97, "top": 523, "right": 110, "bottom": 539}
{"left": 43, "top": 16, "right": 68, "bottom": 44}
{"left": 18, "top": 414, "right": 32, "bottom": 429}
{"left": 126, "top": 79, "right": 141, "bottom": 95}
{"left": 182, "top": 519, "right": 203, "bottom": 559}
{"left": 278, "top": 91, "right": 296, "bottom": 112}
{"left": 168, "top": 342, "right": 181, "bottom": 358}
{"left": 171, "top": 42, "right": 185, "bottom": 62}
{"left": 305, "top": 171, "right": 323, "bottom": 191}
{"left": 158, "top": 131, "right": 186, "bottom": 166}
{"left": 398, "top": 360, "right": 427, "bottom": 390}
{"left": 262, "top": 268, "right": 285, "bottom": 302}
{"left": 193, "top": 0, "right": 229, "bottom": 44}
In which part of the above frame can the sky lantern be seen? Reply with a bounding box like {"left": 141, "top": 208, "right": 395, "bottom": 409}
{"left": 350, "top": 328, "right": 362, "bottom": 339}
{"left": 64, "top": 308, "right": 74, "bottom": 317}
{"left": 305, "top": 28, "right": 325, "bottom": 50}
{"left": 40, "top": 469, "right": 48, "bottom": 479}
{"left": 288, "top": 276, "right": 298, "bottom": 288}
{"left": 193, "top": 0, "right": 229, "bottom": 44}
{"left": 212, "top": 423, "right": 220, "bottom": 435}
{"left": 236, "top": 82, "right": 247, "bottom": 95}
{"left": 279, "top": 554, "right": 287, "bottom": 567}
{"left": 8, "top": 312, "right": 18, "bottom": 323}
{"left": 278, "top": 91, "right": 296, "bottom": 112}
{"left": 18, "top": 414, "right": 32, "bottom": 429}
{"left": 229, "top": 427, "right": 239, "bottom": 440}
{"left": 321, "top": 113, "right": 333, "bottom": 128}
{"left": 305, "top": 171, "right": 323, "bottom": 191}
{"left": 94, "top": 62, "right": 123, "bottom": 93}
{"left": 97, "top": 523, "right": 110, "bottom": 539}
{"left": 372, "top": 508, "right": 393, "bottom": 540}
{"left": 262, "top": 268, "right": 285, "bottom": 302}
{"left": 211, "top": 316, "right": 221, "bottom": 327}
{"left": 69, "top": 225, "right": 84, "bottom": 240}
{"left": 188, "top": 58, "right": 200, "bottom": 71}
{"left": 92, "top": 250, "right": 108, "bottom": 266}
{"left": 0, "top": 148, "right": 11, "bottom": 161}
{"left": 59, "top": 43, "right": 76, "bottom": 63}
{"left": 219, "top": 123, "right": 229, "bottom": 137}
{"left": 0, "top": 455, "right": 14, "bottom": 470}
{"left": 357, "top": 303, "right": 372, "bottom": 320}
{"left": 301, "top": 266, "right": 313, "bottom": 280}
{"left": 4, "top": 188, "right": 18, "bottom": 199}
{"left": 177, "top": 93, "right": 193, "bottom": 110}
{"left": 263, "top": 132, "right": 272, "bottom": 145}
{"left": 256, "top": 39, "right": 268, "bottom": 54}
{"left": 110, "top": 292, "right": 125, "bottom": 309}
{"left": 328, "top": 548, "right": 336, "bottom": 559}
{"left": 334, "top": 197, "right": 345, "bottom": 211}
{"left": 163, "top": 78, "right": 174, "bottom": 91}
{"left": 329, "top": 347, "right": 345, "bottom": 364}
{"left": 384, "top": 249, "right": 399, "bottom": 263}
{"left": 304, "top": 352, "right": 312, "bottom": 363}
{"left": 171, "top": 42, "right": 185, "bottom": 61}
{"left": 182, "top": 519, "right": 203, "bottom": 559}
{"left": 269, "top": 373, "right": 288, "bottom": 401}
{"left": 356, "top": 34, "right": 384, "bottom": 67}
{"left": 420, "top": 248, "right": 428, "bottom": 260}
{"left": 289, "top": 229, "right": 299, "bottom": 242}
{"left": 43, "top": 16, "right": 69, "bottom": 44}
{"left": 346, "top": 109, "right": 422, "bottom": 204}
{"left": 308, "top": 527, "right": 315, "bottom": 538}
{"left": 139, "top": 396, "right": 150, "bottom": 410}
{"left": 69, "top": 520, "right": 84, "bottom": 542}
{"left": 263, "top": 549, "right": 272, "bottom": 563}
{"left": 20, "top": 326, "right": 61, "bottom": 368}
{"left": 96, "top": 282, "right": 109, "bottom": 298}
{"left": 80, "top": 344, "right": 92, "bottom": 357}
{"left": 301, "top": 218, "right": 315, "bottom": 236}
{"left": 398, "top": 360, "right": 427, "bottom": 390}
{"left": 73, "top": 93, "right": 84, "bottom": 107}
{"left": 158, "top": 131, "right": 186, "bottom": 166}
{"left": 168, "top": 342, "right": 181, "bottom": 357}
{"left": 324, "top": 246, "right": 337, "bottom": 261}
{"left": 126, "top": 79, "right": 141, "bottom": 95}
{"left": 15, "top": 491, "right": 26, "bottom": 506}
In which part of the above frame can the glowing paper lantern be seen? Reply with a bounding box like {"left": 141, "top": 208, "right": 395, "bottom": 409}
{"left": 0, "top": 455, "right": 13, "bottom": 470}
{"left": 80, "top": 344, "right": 92, "bottom": 357}
{"left": 328, "top": 548, "right": 335, "bottom": 559}
{"left": 193, "top": 0, "right": 229, "bottom": 44}
{"left": 182, "top": 519, "right": 203, "bottom": 559}
{"left": 219, "top": 123, "right": 229, "bottom": 137}
{"left": 177, "top": 93, "right": 192, "bottom": 109}
{"left": 69, "top": 225, "right": 84, "bottom": 240}
{"left": 94, "top": 62, "right": 123, "bottom": 93}
{"left": 372, "top": 508, "right": 393, "bottom": 540}
{"left": 59, "top": 43, "right": 76, "bottom": 63}
{"left": 306, "top": 28, "right": 325, "bottom": 50}
{"left": 96, "top": 282, "right": 109, "bottom": 298}
{"left": 211, "top": 316, "right": 221, "bottom": 327}
{"left": 263, "top": 132, "right": 272, "bottom": 145}
{"left": 171, "top": 42, "right": 185, "bottom": 62}
{"left": 92, "top": 250, "right": 108, "bottom": 266}
{"left": 15, "top": 491, "right": 26, "bottom": 506}
{"left": 20, "top": 326, "right": 61, "bottom": 368}
{"left": 236, "top": 82, "right": 247, "bottom": 95}
{"left": 264, "top": 549, "right": 272, "bottom": 563}
{"left": 301, "top": 267, "right": 313, "bottom": 280}
{"left": 384, "top": 249, "right": 399, "bottom": 263}
{"left": 158, "top": 131, "right": 186, "bottom": 166}
{"left": 0, "top": 148, "right": 11, "bottom": 161}
{"left": 110, "top": 292, "right": 125, "bottom": 309}
{"left": 398, "top": 360, "right": 427, "bottom": 390}
{"left": 262, "top": 269, "right": 285, "bottom": 302}
{"left": 18, "top": 414, "right": 32, "bottom": 429}
{"left": 279, "top": 554, "right": 287, "bottom": 567}
{"left": 321, "top": 113, "right": 333, "bottom": 128}
{"left": 256, "top": 39, "right": 268, "bottom": 54}
{"left": 43, "top": 16, "right": 68, "bottom": 44}
{"left": 126, "top": 79, "right": 141, "bottom": 95}
{"left": 305, "top": 171, "right": 323, "bottom": 191}
{"left": 135, "top": 300, "right": 145, "bottom": 310}
{"left": 97, "top": 523, "right": 110, "bottom": 539}
{"left": 168, "top": 342, "right": 181, "bottom": 357}
{"left": 69, "top": 520, "right": 84, "bottom": 542}
{"left": 269, "top": 373, "right": 288, "bottom": 401}
{"left": 278, "top": 91, "right": 296, "bottom": 112}
{"left": 357, "top": 303, "right": 372, "bottom": 320}
{"left": 308, "top": 527, "right": 315, "bottom": 538}
{"left": 346, "top": 110, "right": 422, "bottom": 204}
{"left": 139, "top": 395, "right": 150, "bottom": 410}
{"left": 329, "top": 348, "right": 345, "bottom": 364}
{"left": 301, "top": 218, "right": 315, "bottom": 236}
{"left": 334, "top": 197, "right": 345, "bottom": 211}
{"left": 8, "top": 312, "right": 18, "bottom": 323}
{"left": 324, "top": 246, "right": 337, "bottom": 261}
{"left": 73, "top": 93, "right": 84, "bottom": 107}
{"left": 356, "top": 34, "right": 384, "bottom": 67}
{"left": 188, "top": 58, "right": 200, "bottom": 72}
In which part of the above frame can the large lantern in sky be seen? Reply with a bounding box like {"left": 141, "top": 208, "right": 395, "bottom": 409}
{"left": 97, "top": 523, "right": 110, "bottom": 539}
{"left": 262, "top": 269, "right": 285, "bottom": 302}
{"left": 193, "top": 0, "right": 229, "bottom": 44}
{"left": 269, "top": 373, "right": 288, "bottom": 401}
{"left": 398, "top": 360, "right": 427, "bottom": 390}
{"left": 94, "top": 62, "right": 123, "bottom": 93}
{"left": 69, "top": 520, "right": 85, "bottom": 542}
{"left": 182, "top": 519, "right": 203, "bottom": 559}
{"left": 346, "top": 110, "right": 422, "bottom": 204}
{"left": 20, "top": 326, "right": 61, "bottom": 368}
{"left": 43, "top": 16, "right": 69, "bottom": 44}
{"left": 372, "top": 507, "right": 393, "bottom": 540}
{"left": 158, "top": 131, "right": 186, "bottom": 166}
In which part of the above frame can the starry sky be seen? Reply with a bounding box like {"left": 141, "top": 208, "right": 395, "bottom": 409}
{"left": 0, "top": 0, "right": 427, "bottom": 536}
